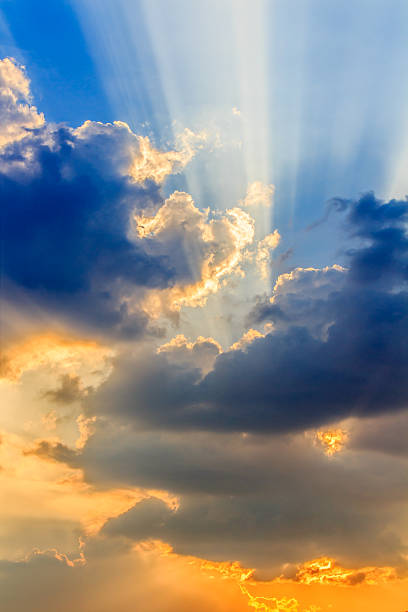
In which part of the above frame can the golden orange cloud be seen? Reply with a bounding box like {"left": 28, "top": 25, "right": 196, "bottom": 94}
{"left": 315, "top": 430, "right": 348, "bottom": 456}
{"left": 129, "top": 540, "right": 404, "bottom": 611}
{"left": 129, "top": 128, "right": 207, "bottom": 184}
{"left": 135, "top": 192, "right": 255, "bottom": 314}
{"left": 230, "top": 328, "right": 266, "bottom": 351}
{"left": 0, "top": 332, "right": 113, "bottom": 384}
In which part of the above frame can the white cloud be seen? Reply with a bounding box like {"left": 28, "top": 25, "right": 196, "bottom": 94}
{"left": 135, "top": 191, "right": 255, "bottom": 313}
{"left": 256, "top": 230, "right": 281, "bottom": 279}
{"left": 241, "top": 181, "right": 275, "bottom": 208}
{"left": 0, "top": 57, "right": 44, "bottom": 148}
{"left": 157, "top": 334, "right": 222, "bottom": 375}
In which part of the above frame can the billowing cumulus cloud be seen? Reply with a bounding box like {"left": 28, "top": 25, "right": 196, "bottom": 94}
{"left": 128, "top": 127, "right": 208, "bottom": 183}
{"left": 249, "top": 264, "right": 347, "bottom": 338}
{"left": 0, "top": 59, "right": 256, "bottom": 339}
{"left": 135, "top": 192, "right": 255, "bottom": 314}
{"left": 82, "top": 193, "right": 408, "bottom": 434}
{"left": 157, "top": 334, "right": 222, "bottom": 376}
{"left": 0, "top": 58, "right": 44, "bottom": 148}
{"left": 0, "top": 120, "right": 171, "bottom": 337}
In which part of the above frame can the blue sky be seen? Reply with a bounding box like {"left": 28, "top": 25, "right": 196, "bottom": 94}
{"left": 3, "top": 0, "right": 408, "bottom": 275}
{"left": 0, "top": 0, "right": 110, "bottom": 124}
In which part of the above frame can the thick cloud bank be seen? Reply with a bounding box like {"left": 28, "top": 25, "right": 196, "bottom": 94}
{"left": 0, "top": 58, "right": 253, "bottom": 338}
{"left": 87, "top": 193, "right": 408, "bottom": 433}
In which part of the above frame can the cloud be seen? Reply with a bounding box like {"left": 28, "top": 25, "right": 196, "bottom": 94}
{"left": 1, "top": 533, "right": 406, "bottom": 612}
{"left": 241, "top": 181, "right": 275, "bottom": 208}
{"left": 127, "top": 127, "right": 207, "bottom": 184}
{"left": 84, "top": 193, "right": 408, "bottom": 433}
{"left": 0, "top": 60, "right": 249, "bottom": 337}
{"left": 136, "top": 192, "right": 255, "bottom": 314}
{"left": 157, "top": 335, "right": 222, "bottom": 376}
{"left": 0, "top": 430, "right": 179, "bottom": 569}
{"left": 0, "top": 58, "right": 44, "bottom": 148}
{"left": 23, "top": 438, "right": 80, "bottom": 466}
{"left": 289, "top": 556, "right": 397, "bottom": 586}
{"left": 349, "top": 410, "right": 408, "bottom": 458}
{"left": 314, "top": 429, "right": 348, "bottom": 456}
{"left": 75, "top": 121, "right": 207, "bottom": 185}
{"left": 229, "top": 328, "right": 266, "bottom": 351}
{"left": 0, "top": 333, "right": 113, "bottom": 385}
{"left": 42, "top": 374, "right": 90, "bottom": 405}
{"left": 0, "top": 123, "right": 173, "bottom": 336}
{"left": 256, "top": 230, "right": 281, "bottom": 279}
{"left": 93, "top": 426, "right": 408, "bottom": 572}
{"left": 0, "top": 536, "right": 254, "bottom": 612}
{"left": 344, "top": 191, "right": 408, "bottom": 286}
{"left": 27, "top": 415, "right": 407, "bottom": 574}
{"left": 249, "top": 265, "right": 347, "bottom": 338}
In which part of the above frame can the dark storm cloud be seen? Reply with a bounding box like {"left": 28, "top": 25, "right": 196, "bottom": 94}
{"left": 0, "top": 125, "right": 175, "bottom": 337}
{"left": 350, "top": 411, "right": 408, "bottom": 458}
{"left": 29, "top": 418, "right": 407, "bottom": 572}
{"left": 103, "top": 492, "right": 406, "bottom": 572}
{"left": 26, "top": 412, "right": 408, "bottom": 572}
{"left": 345, "top": 191, "right": 408, "bottom": 285}
{"left": 92, "top": 428, "right": 408, "bottom": 572}
{"left": 85, "top": 192, "right": 408, "bottom": 432}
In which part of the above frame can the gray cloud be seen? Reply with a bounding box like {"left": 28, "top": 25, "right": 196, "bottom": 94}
{"left": 82, "top": 194, "right": 408, "bottom": 434}
{"left": 31, "top": 420, "right": 408, "bottom": 573}
{"left": 42, "top": 374, "right": 90, "bottom": 405}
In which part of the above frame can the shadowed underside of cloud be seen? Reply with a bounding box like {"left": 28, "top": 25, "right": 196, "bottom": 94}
{"left": 0, "top": 58, "right": 254, "bottom": 338}
{"left": 101, "top": 489, "right": 406, "bottom": 572}
{"left": 25, "top": 423, "right": 408, "bottom": 571}
{"left": 0, "top": 59, "right": 174, "bottom": 337}
{"left": 85, "top": 192, "right": 408, "bottom": 432}
{"left": 0, "top": 130, "right": 169, "bottom": 337}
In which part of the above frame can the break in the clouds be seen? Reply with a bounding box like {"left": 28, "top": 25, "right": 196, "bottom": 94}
{"left": 81, "top": 192, "right": 408, "bottom": 434}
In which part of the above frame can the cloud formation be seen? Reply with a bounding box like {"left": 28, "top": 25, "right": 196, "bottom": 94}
{"left": 0, "top": 58, "right": 44, "bottom": 148}
{"left": 241, "top": 181, "right": 275, "bottom": 208}
{"left": 135, "top": 192, "right": 255, "bottom": 313}
{"left": 256, "top": 230, "right": 281, "bottom": 279}
{"left": 83, "top": 193, "right": 408, "bottom": 433}
{"left": 26, "top": 415, "right": 408, "bottom": 575}
{"left": 0, "top": 59, "right": 256, "bottom": 338}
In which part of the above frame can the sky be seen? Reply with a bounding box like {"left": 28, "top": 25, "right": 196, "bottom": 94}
{"left": 2, "top": 1, "right": 408, "bottom": 611}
